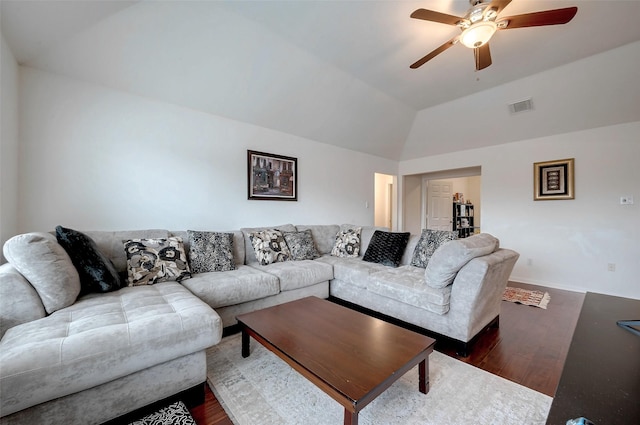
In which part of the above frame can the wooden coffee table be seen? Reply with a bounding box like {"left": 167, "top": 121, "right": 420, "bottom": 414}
{"left": 236, "top": 296, "right": 436, "bottom": 425}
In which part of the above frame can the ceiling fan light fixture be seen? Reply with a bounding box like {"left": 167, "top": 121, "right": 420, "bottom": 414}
{"left": 460, "top": 21, "right": 497, "bottom": 48}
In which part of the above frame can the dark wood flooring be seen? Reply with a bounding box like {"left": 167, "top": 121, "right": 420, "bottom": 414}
{"left": 189, "top": 282, "right": 585, "bottom": 425}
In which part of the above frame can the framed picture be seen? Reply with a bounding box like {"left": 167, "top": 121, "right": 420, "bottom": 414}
{"left": 533, "top": 158, "right": 575, "bottom": 201}
{"left": 247, "top": 150, "right": 297, "bottom": 201}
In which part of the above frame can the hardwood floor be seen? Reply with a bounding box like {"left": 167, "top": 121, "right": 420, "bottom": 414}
{"left": 189, "top": 282, "right": 585, "bottom": 425}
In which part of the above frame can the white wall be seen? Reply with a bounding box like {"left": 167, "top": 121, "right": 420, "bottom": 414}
{"left": 0, "top": 34, "right": 19, "bottom": 260}
{"left": 401, "top": 122, "right": 640, "bottom": 299}
{"left": 18, "top": 67, "right": 398, "bottom": 233}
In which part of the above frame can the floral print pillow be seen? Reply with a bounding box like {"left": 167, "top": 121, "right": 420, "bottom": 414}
{"left": 410, "top": 229, "right": 458, "bottom": 268}
{"left": 283, "top": 230, "right": 320, "bottom": 261}
{"left": 124, "top": 237, "right": 191, "bottom": 286}
{"left": 249, "top": 229, "right": 291, "bottom": 265}
{"left": 331, "top": 227, "right": 361, "bottom": 258}
{"left": 187, "top": 231, "right": 236, "bottom": 273}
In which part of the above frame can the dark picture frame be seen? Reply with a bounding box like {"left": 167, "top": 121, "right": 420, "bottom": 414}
{"left": 247, "top": 150, "right": 297, "bottom": 201}
{"left": 533, "top": 158, "right": 575, "bottom": 201}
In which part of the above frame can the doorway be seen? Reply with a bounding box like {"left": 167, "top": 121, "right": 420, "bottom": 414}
{"left": 374, "top": 173, "right": 396, "bottom": 230}
{"left": 402, "top": 167, "right": 481, "bottom": 235}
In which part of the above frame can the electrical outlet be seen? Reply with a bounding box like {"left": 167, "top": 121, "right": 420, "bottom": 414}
{"left": 620, "top": 196, "right": 634, "bottom": 205}
{"left": 607, "top": 263, "right": 616, "bottom": 272}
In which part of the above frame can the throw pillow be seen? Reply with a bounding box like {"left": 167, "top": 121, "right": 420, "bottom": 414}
{"left": 362, "top": 230, "right": 410, "bottom": 267}
{"left": 283, "top": 230, "right": 320, "bottom": 261}
{"left": 249, "top": 229, "right": 291, "bottom": 265}
{"left": 3, "top": 232, "right": 81, "bottom": 314}
{"left": 187, "top": 230, "right": 236, "bottom": 273}
{"left": 425, "top": 233, "right": 499, "bottom": 289}
{"left": 410, "top": 229, "right": 459, "bottom": 268}
{"left": 331, "top": 227, "right": 362, "bottom": 258}
{"left": 55, "top": 225, "right": 122, "bottom": 295}
{"left": 124, "top": 237, "right": 191, "bottom": 286}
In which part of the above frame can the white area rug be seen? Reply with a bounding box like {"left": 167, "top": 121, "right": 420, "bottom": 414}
{"left": 206, "top": 334, "right": 552, "bottom": 425}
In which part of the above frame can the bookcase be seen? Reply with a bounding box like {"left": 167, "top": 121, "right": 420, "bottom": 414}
{"left": 452, "top": 202, "right": 478, "bottom": 238}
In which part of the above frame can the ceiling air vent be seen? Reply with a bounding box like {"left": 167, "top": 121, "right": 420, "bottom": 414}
{"left": 508, "top": 98, "right": 534, "bottom": 114}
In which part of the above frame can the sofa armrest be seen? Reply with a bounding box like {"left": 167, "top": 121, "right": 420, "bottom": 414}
{"left": 449, "top": 249, "right": 520, "bottom": 339}
{"left": 0, "top": 263, "right": 46, "bottom": 339}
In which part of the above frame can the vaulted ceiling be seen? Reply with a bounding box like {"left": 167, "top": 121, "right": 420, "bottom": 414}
{"left": 2, "top": 1, "right": 640, "bottom": 160}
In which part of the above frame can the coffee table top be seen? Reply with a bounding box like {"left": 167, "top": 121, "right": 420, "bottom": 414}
{"left": 236, "top": 296, "right": 436, "bottom": 407}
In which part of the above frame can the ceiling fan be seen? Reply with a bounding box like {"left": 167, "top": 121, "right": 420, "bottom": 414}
{"left": 410, "top": 0, "right": 577, "bottom": 71}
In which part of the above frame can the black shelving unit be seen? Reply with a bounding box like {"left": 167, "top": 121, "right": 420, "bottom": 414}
{"left": 453, "top": 202, "right": 478, "bottom": 238}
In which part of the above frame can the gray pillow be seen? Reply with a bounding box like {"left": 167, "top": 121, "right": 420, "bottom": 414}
{"left": 283, "top": 230, "right": 320, "bottom": 261}
{"left": 411, "top": 229, "right": 458, "bottom": 268}
{"left": 187, "top": 230, "right": 236, "bottom": 273}
{"left": 425, "top": 233, "right": 499, "bottom": 289}
{"left": 3, "top": 232, "right": 81, "bottom": 314}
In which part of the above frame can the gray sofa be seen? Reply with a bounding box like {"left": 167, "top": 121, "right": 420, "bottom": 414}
{"left": 0, "top": 224, "right": 518, "bottom": 424}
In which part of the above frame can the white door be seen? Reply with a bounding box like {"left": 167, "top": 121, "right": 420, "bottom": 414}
{"left": 426, "top": 181, "right": 453, "bottom": 231}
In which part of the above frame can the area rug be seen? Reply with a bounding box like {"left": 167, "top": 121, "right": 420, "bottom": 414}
{"left": 206, "top": 334, "right": 552, "bottom": 425}
{"left": 129, "top": 401, "right": 195, "bottom": 425}
{"left": 503, "top": 286, "right": 551, "bottom": 309}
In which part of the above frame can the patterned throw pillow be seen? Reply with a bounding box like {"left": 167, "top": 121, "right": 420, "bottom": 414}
{"left": 187, "top": 231, "right": 236, "bottom": 273}
{"left": 249, "top": 229, "right": 291, "bottom": 265}
{"left": 331, "top": 227, "right": 362, "bottom": 258}
{"left": 283, "top": 230, "right": 320, "bottom": 261}
{"left": 362, "top": 230, "right": 410, "bottom": 267}
{"left": 410, "top": 229, "right": 458, "bottom": 268}
{"left": 124, "top": 237, "right": 191, "bottom": 286}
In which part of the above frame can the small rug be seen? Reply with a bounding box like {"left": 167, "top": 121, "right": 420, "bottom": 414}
{"left": 503, "top": 286, "right": 550, "bottom": 309}
{"left": 206, "top": 334, "right": 552, "bottom": 425}
{"left": 129, "top": 401, "right": 195, "bottom": 425}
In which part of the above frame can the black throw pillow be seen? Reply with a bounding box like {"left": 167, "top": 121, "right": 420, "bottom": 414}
{"left": 55, "top": 225, "right": 122, "bottom": 294}
{"left": 362, "top": 230, "right": 410, "bottom": 268}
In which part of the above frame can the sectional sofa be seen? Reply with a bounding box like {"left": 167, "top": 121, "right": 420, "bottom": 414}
{"left": 0, "top": 224, "right": 518, "bottom": 424}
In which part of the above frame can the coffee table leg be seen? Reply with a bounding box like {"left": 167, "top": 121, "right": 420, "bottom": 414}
{"left": 344, "top": 409, "right": 358, "bottom": 425}
{"left": 419, "top": 358, "right": 429, "bottom": 394}
{"left": 241, "top": 328, "right": 250, "bottom": 358}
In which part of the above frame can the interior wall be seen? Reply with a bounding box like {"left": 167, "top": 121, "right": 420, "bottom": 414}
{"left": 0, "top": 34, "right": 19, "bottom": 261}
{"left": 402, "top": 174, "right": 422, "bottom": 235}
{"left": 17, "top": 67, "right": 398, "bottom": 233}
{"left": 400, "top": 121, "right": 640, "bottom": 299}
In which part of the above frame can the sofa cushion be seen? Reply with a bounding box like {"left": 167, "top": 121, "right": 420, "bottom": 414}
{"left": 3, "top": 232, "right": 81, "bottom": 314}
{"left": 0, "top": 282, "right": 222, "bottom": 417}
{"left": 241, "top": 224, "right": 297, "bottom": 264}
{"left": 181, "top": 265, "right": 279, "bottom": 308}
{"left": 187, "top": 231, "right": 236, "bottom": 273}
{"left": 410, "top": 229, "right": 458, "bottom": 268}
{"left": 283, "top": 230, "right": 320, "bottom": 261}
{"left": 249, "top": 259, "right": 334, "bottom": 291}
{"left": 124, "top": 237, "right": 191, "bottom": 285}
{"left": 248, "top": 229, "right": 292, "bottom": 265}
{"left": 331, "top": 226, "right": 361, "bottom": 258}
{"left": 425, "top": 233, "right": 499, "bottom": 289}
{"left": 294, "top": 225, "right": 340, "bottom": 255}
{"left": 55, "top": 226, "right": 122, "bottom": 294}
{"left": 362, "top": 230, "right": 410, "bottom": 267}
{"left": 369, "top": 266, "right": 452, "bottom": 315}
{"left": 318, "top": 255, "right": 387, "bottom": 289}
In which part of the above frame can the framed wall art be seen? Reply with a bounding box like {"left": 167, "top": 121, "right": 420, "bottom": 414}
{"left": 247, "top": 150, "right": 297, "bottom": 201}
{"left": 533, "top": 158, "right": 575, "bottom": 201}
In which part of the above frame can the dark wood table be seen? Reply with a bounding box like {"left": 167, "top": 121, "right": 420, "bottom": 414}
{"left": 236, "top": 296, "right": 436, "bottom": 425}
{"left": 546, "top": 292, "right": 640, "bottom": 425}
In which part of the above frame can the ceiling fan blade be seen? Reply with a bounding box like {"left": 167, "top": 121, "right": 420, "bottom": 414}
{"left": 410, "top": 8, "right": 462, "bottom": 26}
{"left": 488, "top": 0, "right": 513, "bottom": 15}
{"left": 474, "top": 43, "right": 492, "bottom": 71}
{"left": 410, "top": 37, "right": 458, "bottom": 69}
{"left": 498, "top": 7, "right": 578, "bottom": 29}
